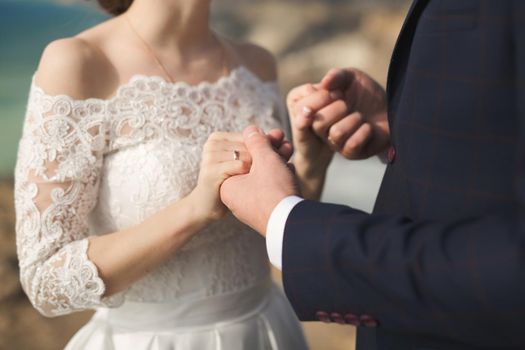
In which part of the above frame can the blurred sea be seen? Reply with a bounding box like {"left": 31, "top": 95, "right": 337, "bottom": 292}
{"left": 0, "top": 0, "right": 107, "bottom": 177}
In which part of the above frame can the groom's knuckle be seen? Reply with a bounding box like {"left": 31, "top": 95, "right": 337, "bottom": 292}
{"left": 330, "top": 125, "right": 343, "bottom": 140}
{"left": 352, "top": 112, "right": 364, "bottom": 123}
{"left": 317, "top": 90, "right": 332, "bottom": 103}
{"left": 346, "top": 138, "right": 360, "bottom": 152}
{"left": 327, "top": 68, "right": 340, "bottom": 77}
{"left": 334, "top": 100, "right": 348, "bottom": 113}
{"left": 362, "top": 123, "right": 373, "bottom": 136}
{"left": 289, "top": 84, "right": 310, "bottom": 99}
{"left": 311, "top": 121, "right": 325, "bottom": 135}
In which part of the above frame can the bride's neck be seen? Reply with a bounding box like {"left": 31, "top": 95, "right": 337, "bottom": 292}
{"left": 125, "top": 0, "right": 214, "bottom": 55}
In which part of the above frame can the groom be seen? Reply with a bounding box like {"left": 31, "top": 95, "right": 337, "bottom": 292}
{"left": 222, "top": 1, "right": 525, "bottom": 349}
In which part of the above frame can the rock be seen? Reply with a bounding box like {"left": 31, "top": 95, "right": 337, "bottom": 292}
{"left": 279, "top": 33, "right": 381, "bottom": 91}
{"left": 242, "top": 2, "right": 332, "bottom": 55}
{"left": 0, "top": 263, "right": 20, "bottom": 302}
{"left": 213, "top": 0, "right": 408, "bottom": 91}
{"left": 0, "top": 179, "right": 19, "bottom": 303}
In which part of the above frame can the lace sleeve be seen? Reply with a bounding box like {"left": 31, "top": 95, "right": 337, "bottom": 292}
{"left": 14, "top": 83, "right": 119, "bottom": 317}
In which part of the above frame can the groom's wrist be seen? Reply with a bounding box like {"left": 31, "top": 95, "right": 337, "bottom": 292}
{"left": 259, "top": 189, "right": 298, "bottom": 236}
{"left": 265, "top": 195, "right": 305, "bottom": 270}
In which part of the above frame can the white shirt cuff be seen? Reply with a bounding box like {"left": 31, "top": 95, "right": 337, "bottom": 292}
{"left": 265, "top": 196, "right": 304, "bottom": 270}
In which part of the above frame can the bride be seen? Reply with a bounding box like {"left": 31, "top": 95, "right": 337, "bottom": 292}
{"left": 14, "top": 0, "right": 308, "bottom": 348}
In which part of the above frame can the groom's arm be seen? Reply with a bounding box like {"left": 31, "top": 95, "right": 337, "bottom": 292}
{"left": 276, "top": 200, "right": 525, "bottom": 348}
{"left": 267, "top": 3, "right": 525, "bottom": 348}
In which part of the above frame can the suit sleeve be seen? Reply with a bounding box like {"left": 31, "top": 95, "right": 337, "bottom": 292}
{"left": 281, "top": 3, "right": 525, "bottom": 348}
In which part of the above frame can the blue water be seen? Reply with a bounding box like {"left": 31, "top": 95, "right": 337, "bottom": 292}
{"left": 0, "top": 0, "right": 107, "bottom": 177}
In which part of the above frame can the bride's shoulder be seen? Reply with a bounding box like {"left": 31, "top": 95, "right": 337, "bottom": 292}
{"left": 34, "top": 34, "right": 118, "bottom": 100}
{"left": 227, "top": 40, "right": 277, "bottom": 82}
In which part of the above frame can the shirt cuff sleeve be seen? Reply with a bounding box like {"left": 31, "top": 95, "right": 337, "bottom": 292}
{"left": 265, "top": 195, "right": 305, "bottom": 270}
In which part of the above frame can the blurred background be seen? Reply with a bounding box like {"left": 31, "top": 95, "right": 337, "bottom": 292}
{"left": 0, "top": 0, "right": 410, "bottom": 349}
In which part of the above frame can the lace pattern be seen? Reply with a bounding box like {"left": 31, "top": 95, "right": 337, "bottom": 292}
{"left": 15, "top": 66, "right": 285, "bottom": 316}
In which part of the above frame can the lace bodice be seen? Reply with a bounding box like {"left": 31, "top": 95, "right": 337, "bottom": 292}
{"left": 14, "top": 67, "right": 286, "bottom": 317}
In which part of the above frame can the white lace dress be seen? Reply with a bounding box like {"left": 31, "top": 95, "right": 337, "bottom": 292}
{"left": 14, "top": 66, "right": 308, "bottom": 350}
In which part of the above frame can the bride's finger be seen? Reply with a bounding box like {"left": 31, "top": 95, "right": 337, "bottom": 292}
{"left": 294, "top": 89, "right": 343, "bottom": 124}
{"left": 218, "top": 159, "right": 251, "bottom": 177}
{"left": 277, "top": 141, "right": 293, "bottom": 162}
{"left": 267, "top": 129, "right": 285, "bottom": 149}
{"left": 213, "top": 150, "right": 252, "bottom": 164}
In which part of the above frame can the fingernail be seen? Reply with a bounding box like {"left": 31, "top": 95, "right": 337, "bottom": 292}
{"left": 303, "top": 106, "right": 313, "bottom": 118}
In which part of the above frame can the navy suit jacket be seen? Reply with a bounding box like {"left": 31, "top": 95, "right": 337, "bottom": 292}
{"left": 282, "top": 1, "right": 525, "bottom": 349}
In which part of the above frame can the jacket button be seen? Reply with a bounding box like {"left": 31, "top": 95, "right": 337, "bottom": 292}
{"left": 316, "top": 311, "right": 331, "bottom": 323}
{"left": 360, "top": 314, "right": 379, "bottom": 328}
{"left": 330, "top": 312, "right": 346, "bottom": 325}
{"left": 344, "top": 313, "right": 360, "bottom": 326}
{"left": 387, "top": 146, "right": 396, "bottom": 164}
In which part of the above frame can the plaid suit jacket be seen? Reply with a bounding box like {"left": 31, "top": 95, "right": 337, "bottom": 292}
{"left": 282, "top": 1, "right": 525, "bottom": 349}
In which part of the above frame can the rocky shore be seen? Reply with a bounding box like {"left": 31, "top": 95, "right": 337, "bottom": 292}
{"left": 214, "top": 0, "right": 409, "bottom": 90}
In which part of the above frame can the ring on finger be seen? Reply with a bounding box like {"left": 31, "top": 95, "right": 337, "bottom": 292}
{"left": 233, "top": 150, "right": 240, "bottom": 161}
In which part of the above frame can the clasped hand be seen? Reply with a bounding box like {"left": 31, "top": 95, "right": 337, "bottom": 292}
{"left": 207, "top": 68, "right": 391, "bottom": 235}
{"left": 289, "top": 67, "right": 390, "bottom": 170}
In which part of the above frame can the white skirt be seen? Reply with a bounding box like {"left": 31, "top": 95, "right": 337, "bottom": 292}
{"left": 65, "top": 280, "right": 308, "bottom": 350}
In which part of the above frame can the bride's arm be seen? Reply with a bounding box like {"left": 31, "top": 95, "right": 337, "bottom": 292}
{"left": 15, "top": 39, "right": 250, "bottom": 317}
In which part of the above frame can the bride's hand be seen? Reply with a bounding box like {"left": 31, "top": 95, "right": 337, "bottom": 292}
{"left": 188, "top": 132, "right": 251, "bottom": 224}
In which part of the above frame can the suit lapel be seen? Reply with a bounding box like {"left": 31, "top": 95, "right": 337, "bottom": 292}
{"left": 386, "top": 0, "right": 429, "bottom": 113}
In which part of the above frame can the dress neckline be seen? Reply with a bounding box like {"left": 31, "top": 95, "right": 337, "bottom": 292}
{"left": 30, "top": 65, "right": 277, "bottom": 104}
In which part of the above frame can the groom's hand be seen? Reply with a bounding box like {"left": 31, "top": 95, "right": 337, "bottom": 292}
{"left": 320, "top": 68, "right": 390, "bottom": 159}
{"left": 288, "top": 68, "right": 390, "bottom": 164}
{"left": 220, "top": 126, "right": 299, "bottom": 236}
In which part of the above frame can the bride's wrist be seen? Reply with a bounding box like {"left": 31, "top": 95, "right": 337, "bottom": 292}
{"left": 185, "top": 189, "right": 220, "bottom": 227}
{"left": 292, "top": 154, "right": 331, "bottom": 201}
